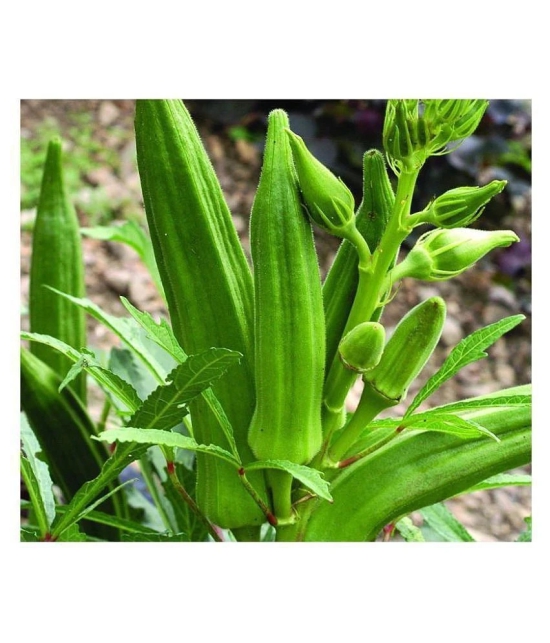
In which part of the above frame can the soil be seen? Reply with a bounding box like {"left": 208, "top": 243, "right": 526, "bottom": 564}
{"left": 20, "top": 100, "right": 532, "bottom": 542}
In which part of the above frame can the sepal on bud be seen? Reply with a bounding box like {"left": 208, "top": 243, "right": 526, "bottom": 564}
{"left": 338, "top": 322, "right": 385, "bottom": 373}
{"left": 286, "top": 129, "right": 356, "bottom": 238}
{"left": 420, "top": 180, "right": 507, "bottom": 229}
{"left": 390, "top": 227, "right": 519, "bottom": 282}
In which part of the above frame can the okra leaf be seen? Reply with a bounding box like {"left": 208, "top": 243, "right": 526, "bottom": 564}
{"left": 45, "top": 288, "right": 172, "bottom": 380}
{"left": 129, "top": 348, "right": 242, "bottom": 432}
{"left": 245, "top": 460, "right": 332, "bottom": 502}
{"left": 120, "top": 296, "right": 187, "bottom": 363}
{"left": 121, "top": 532, "right": 190, "bottom": 542}
{"left": 402, "top": 412, "right": 500, "bottom": 441}
{"left": 425, "top": 392, "right": 531, "bottom": 415}
{"left": 20, "top": 413, "right": 55, "bottom": 531}
{"left": 20, "top": 455, "right": 50, "bottom": 537}
{"left": 96, "top": 427, "right": 239, "bottom": 467}
{"left": 20, "top": 500, "right": 161, "bottom": 536}
{"left": 21, "top": 332, "right": 142, "bottom": 414}
{"left": 405, "top": 314, "right": 525, "bottom": 417}
{"left": 395, "top": 517, "right": 425, "bottom": 542}
{"left": 109, "top": 347, "right": 158, "bottom": 402}
{"left": 457, "top": 472, "right": 532, "bottom": 494}
{"left": 80, "top": 221, "right": 165, "bottom": 301}
{"left": 419, "top": 503, "right": 475, "bottom": 542}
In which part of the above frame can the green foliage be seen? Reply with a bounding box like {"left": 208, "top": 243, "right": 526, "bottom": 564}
{"left": 20, "top": 100, "right": 531, "bottom": 542}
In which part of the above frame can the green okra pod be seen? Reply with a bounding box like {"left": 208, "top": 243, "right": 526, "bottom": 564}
{"left": 363, "top": 296, "right": 446, "bottom": 405}
{"left": 323, "top": 149, "right": 395, "bottom": 376}
{"left": 248, "top": 110, "right": 325, "bottom": 466}
{"left": 135, "top": 99, "right": 266, "bottom": 529}
{"left": 29, "top": 138, "right": 86, "bottom": 402}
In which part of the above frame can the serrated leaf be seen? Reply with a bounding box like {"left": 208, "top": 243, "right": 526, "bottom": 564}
{"left": 20, "top": 413, "right": 55, "bottom": 530}
{"left": 96, "top": 427, "right": 239, "bottom": 467}
{"left": 427, "top": 393, "right": 532, "bottom": 415}
{"left": 109, "top": 347, "right": 157, "bottom": 401}
{"left": 81, "top": 221, "right": 165, "bottom": 301}
{"left": 402, "top": 412, "right": 500, "bottom": 441}
{"left": 51, "top": 442, "right": 150, "bottom": 539}
{"left": 395, "top": 517, "right": 425, "bottom": 542}
{"left": 22, "top": 332, "right": 142, "bottom": 414}
{"left": 405, "top": 315, "right": 525, "bottom": 417}
{"left": 45, "top": 288, "right": 171, "bottom": 380}
{"left": 420, "top": 503, "right": 475, "bottom": 542}
{"left": 121, "top": 531, "right": 190, "bottom": 542}
{"left": 27, "top": 501, "right": 161, "bottom": 536}
{"left": 120, "top": 297, "right": 186, "bottom": 363}
{"left": 460, "top": 472, "right": 532, "bottom": 494}
{"left": 129, "top": 348, "right": 242, "bottom": 433}
{"left": 245, "top": 460, "right": 332, "bottom": 502}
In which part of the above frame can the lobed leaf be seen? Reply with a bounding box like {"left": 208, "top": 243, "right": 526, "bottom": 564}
{"left": 96, "top": 427, "right": 239, "bottom": 467}
{"left": 395, "top": 517, "right": 425, "bottom": 542}
{"left": 129, "top": 348, "right": 242, "bottom": 433}
{"left": 245, "top": 460, "right": 332, "bottom": 502}
{"left": 405, "top": 314, "right": 525, "bottom": 417}
{"left": 420, "top": 502, "right": 475, "bottom": 542}
{"left": 22, "top": 332, "right": 142, "bottom": 414}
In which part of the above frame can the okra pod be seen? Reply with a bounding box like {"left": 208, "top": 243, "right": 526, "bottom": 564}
{"left": 29, "top": 138, "right": 86, "bottom": 402}
{"left": 248, "top": 110, "right": 325, "bottom": 466}
{"left": 135, "top": 100, "right": 265, "bottom": 528}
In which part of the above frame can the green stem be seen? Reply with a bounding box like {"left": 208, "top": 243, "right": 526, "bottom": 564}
{"left": 328, "top": 384, "right": 392, "bottom": 465}
{"left": 238, "top": 469, "right": 277, "bottom": 526}
{"left": 166, "top": 464, "right": 222, "bottom": 542}
{"left": 320, "top": 169, "right": 420, "bottom": 446}
{"left": 267, "top": 469, "right": 293, "bottom": 521}
{"left": 139, "top": 455, "right": 175, "bottom": 534}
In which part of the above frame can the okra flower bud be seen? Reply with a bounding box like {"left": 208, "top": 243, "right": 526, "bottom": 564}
{"left": 420, "top": 180, "right": 507, "bottom": 228}
{"left": 384, "top": 99, "right": 489, "bottom": 174}
{"left": 390, "top": 227, "right": 519, "bottom": 282}
{"left": 338, "top": 322, "right": 385, "bottom": 373}
{"left": 286, "top": 129, "right": 356, "bottom": 238}
{"left": 363, "top": 297, "right": 446, "bottom": 403}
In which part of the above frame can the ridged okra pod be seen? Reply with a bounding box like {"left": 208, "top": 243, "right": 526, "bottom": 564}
{"left": 29, "top": 138, "right": 86, "bottom": 402}
{"left": 248, "top": 110, "right": 325, "bottom": 466}
{"left": 134, "top": 100, "right": 265, "bottom": 529}
{"left": 323, "top": 149, "right": 395, "bottom": 375}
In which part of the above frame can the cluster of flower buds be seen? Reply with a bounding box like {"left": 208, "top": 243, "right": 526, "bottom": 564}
{"left": 417, "top": 180, "right": 507, "bottom": 229}
{"left": 389, "top": 227, "right": 519, "bottom": 282}
{"left": 286, "top": 129, "right": 356, "bottom": 239}
{"left": 383, "top": 99, "right": 488, "bottom": 174}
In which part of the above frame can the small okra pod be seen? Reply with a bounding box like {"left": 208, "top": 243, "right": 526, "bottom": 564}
{"left": 362, "top": 296, "right": 446, "bottom": 405}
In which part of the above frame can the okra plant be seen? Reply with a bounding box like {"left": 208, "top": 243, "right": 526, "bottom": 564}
{"left": 20, "top": 99, "right": 531, "bottom": 542}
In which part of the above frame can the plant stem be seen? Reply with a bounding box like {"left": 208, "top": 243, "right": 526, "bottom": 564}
{"left": 327, "top": 386, "right": 391, "bottom": 464}
{"left": 320, "top": 169, "right": 420, "bottom": 448}
{"left": 139, "top": 455, "right": 175, "bottom": 534}
{"left": 238, "top": 468, "right": 277, "bottom": 526}
{"left": 266, "top": 469, "right": 293, "bottom": 521}
{"left": 166, "top": 462, "right": 222, "bottom": 542}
